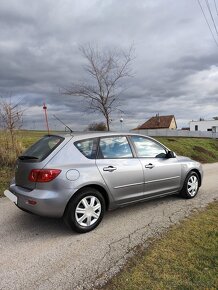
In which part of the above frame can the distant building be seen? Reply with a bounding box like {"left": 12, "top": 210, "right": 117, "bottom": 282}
{"left": 189, "top": 119, "right": 218, "bottom": 132}
{"left": 134, "top": 114, "right": 177, "bottom": 130}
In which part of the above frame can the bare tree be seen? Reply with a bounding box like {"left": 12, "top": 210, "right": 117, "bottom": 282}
{"left": 64, "top": 44, "right": 133, "bottom": 131}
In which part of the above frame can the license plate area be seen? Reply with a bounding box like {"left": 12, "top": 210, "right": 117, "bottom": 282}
{"left": 4, "top": 190, "right": 18, "bottom": 204}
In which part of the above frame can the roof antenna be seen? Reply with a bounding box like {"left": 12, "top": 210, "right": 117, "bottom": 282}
{"left": 53, "top": 115, "right": 73, "bottom": 133}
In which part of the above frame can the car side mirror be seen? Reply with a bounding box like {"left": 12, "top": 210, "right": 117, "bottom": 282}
{"left": 166, "top": 150, "right": 176, "bottom": 158}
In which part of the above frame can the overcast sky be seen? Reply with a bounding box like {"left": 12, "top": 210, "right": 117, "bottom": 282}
{"left": 0, "top": 0, "right": 218, "bottom": 131}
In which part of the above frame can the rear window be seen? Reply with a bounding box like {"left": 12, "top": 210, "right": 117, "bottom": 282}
{"left": 20, "top": 135, "right": 64, "bottom": 161}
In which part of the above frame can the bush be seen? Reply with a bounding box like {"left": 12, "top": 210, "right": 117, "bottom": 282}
{"left": 0, "top": 131, "right": 24, "bottom": 167}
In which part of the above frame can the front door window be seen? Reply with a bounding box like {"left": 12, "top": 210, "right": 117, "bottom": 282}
{"left": 131, "top": 135, "right": 167, "bottom": 158}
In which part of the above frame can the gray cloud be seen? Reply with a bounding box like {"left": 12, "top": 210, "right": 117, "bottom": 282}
{"left": 1, "top": 0, "right": 218, "bottom": 131}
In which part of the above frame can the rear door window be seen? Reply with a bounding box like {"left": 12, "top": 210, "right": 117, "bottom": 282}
{"left": 98, "top": 136, "right": 133, "bottom": 159}
{"left": 20, "top": 135, "right": 64, "bottom": 161}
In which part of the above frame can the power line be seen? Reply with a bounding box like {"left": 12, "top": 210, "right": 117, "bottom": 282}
{"left": 205, "top": 0, "right": 218, "bottom": 35}
{"left": 214, "top": 0, "right": 218, "bottom": 15}
{"left": 197, "top": 0, "right": 218, "bottom": 47}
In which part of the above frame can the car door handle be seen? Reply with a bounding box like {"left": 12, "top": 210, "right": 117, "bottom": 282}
{"left": 145, "top": 163, "right": 155, "bottom": 169}
{"left": 103, "top": 166, "right": 117, "bottom": 172}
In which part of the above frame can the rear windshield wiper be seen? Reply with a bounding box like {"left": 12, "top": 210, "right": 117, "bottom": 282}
{"left": 18, "top": 155, "right": 39, "bottom": 160}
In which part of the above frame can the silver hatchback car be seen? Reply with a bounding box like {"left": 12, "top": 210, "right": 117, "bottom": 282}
{"left": 4, "top": 132, "right": 203, "bottom": 233}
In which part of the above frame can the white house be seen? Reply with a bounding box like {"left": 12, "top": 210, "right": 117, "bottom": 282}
{"left": 189, "top": 119, "right": 218, "bottom": 132}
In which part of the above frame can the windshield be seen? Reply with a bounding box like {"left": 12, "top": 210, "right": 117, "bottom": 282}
{"left": 20, "top": 135, "right": 64, "bottom": 161}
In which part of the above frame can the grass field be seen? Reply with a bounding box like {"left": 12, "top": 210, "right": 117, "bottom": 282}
{"left": 0, "top": 131, "right": 218, "bottom": 196}
{"left": 102, "top": 202, "right": 218, "bottom": 290}
{"left": 156, "top": 137, "right": 218, "bottom": 163}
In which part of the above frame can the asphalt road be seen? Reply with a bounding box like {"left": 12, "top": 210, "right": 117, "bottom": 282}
{"left": 0, "top": 163, "right": 218, "bottom": 290}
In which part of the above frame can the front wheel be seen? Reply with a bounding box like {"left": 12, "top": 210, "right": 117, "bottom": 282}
{"left": 64, "top": 187, "right": 105, "bottom": 233}
{"left": 180, "top": 171, "right": 200, "bottom": 199}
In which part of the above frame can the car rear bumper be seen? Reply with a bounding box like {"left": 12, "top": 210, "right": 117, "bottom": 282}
{"left": 5, "top": 184, "right": 72, "bottom": 218}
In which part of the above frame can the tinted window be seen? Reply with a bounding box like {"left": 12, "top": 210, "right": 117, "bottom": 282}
{"left": 131, "top": 136, "right": 166, "bottom": 158}
{"left": 21, "top": 135, "right": 64, "bottom": 161}
{"left": 98, "top": 136, "right": 133, "bottom": 159}
{"left": 75, "top": 138, "right": 97, "bottom": 159}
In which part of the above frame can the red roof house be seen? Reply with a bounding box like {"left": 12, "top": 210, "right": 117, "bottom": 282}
{"left": 134, "top": 114, "right": 177, "bottom": 130}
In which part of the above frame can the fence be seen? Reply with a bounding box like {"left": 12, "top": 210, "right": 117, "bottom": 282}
{"left": 131, "top": 129, "right": 218, "bottom": 139}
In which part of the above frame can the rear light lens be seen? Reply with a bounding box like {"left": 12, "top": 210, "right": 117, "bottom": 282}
{"left": 29, "top": 169, "right": 61, "bottom": 182}
{"left": 26, "top": 199, "right": 37, "bottom": 205}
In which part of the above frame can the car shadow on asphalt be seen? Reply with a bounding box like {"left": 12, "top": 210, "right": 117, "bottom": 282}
{"left": 5, "top": 194, "right": 181, "bottom": 238}
{"left": 103, "top": 194, "right": 180, "bottom": 221}
{"left": 8, "top": 210, "right": 75, "bottom": 236}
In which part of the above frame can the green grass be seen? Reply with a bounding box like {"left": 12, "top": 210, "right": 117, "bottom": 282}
{"left": 102, "top": 202, "right": 218, "bottom": 290}
{"left": 156, "top": 137, "right": 218, "bottom": 163}
{"left": 17, "top": 130, "right": 46, "bottom": 148}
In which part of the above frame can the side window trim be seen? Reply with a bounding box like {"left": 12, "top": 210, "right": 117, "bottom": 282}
{"left": 127, "top": 135, "right": 137, "bottom": 158}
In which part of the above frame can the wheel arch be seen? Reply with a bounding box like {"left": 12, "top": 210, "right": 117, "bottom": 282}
{"left": 64, "top": 184, "right": 111, "bottom": 216}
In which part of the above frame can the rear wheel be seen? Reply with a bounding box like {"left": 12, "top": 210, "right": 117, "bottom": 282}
{"left": 180, "top": 171, "right": 199, "bottom": 199}
{"left": 64, "top": 187, "right": 105, "bottom": 233}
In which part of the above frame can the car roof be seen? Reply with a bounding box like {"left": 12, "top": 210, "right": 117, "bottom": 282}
{"left": 42, "top": 131, "right": 170, "bottom": 151}
{"left": 49, "top": 131, "right": 155, "bottom": 142}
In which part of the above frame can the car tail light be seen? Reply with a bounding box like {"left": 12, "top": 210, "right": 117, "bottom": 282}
{"left": 29, "top": 169, "right": 61, "bottom": 182}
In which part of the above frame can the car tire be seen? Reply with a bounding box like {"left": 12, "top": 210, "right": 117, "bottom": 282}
{"left": 180, "top": 171, "right": 200, "bottom": 199}
{"left": 64, "top": 187, "right": 105, "bottom": 233}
